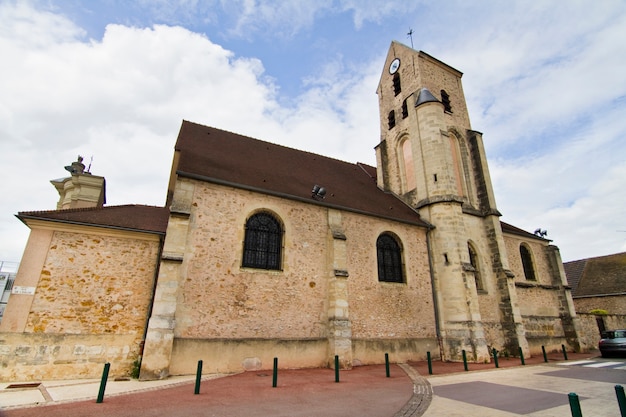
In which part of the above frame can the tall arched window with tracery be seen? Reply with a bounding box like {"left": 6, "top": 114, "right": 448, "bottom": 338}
{"left": 520, "top": 244, "right": 536, "bottom": 281}
{"left": 242, "top": 212, "right": 283, "bottom": 270}
{"left": 376, "top": 233, "right": 404, "bottom": 283}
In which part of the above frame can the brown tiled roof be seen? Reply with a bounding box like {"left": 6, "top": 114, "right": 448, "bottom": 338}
{"left": 564, "top": 252, "right": 626, "bottom": 297}
{"left": 174, "top": 121, "right": 430, "bottom": 227}
{"left": 17, "top": 205, "right": 169, "bottom": 235}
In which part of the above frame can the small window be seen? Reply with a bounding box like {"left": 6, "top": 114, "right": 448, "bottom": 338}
{"left": 468, "top": 243, "right": 483, "bottom": 291}
{"left": 242, "top": 212, "right": 283, "bottom": 270}
{"left": 388, "top": 110, "right": 396, "bottom": 129}
{"left": 393, "top": 73, "right": 401, "bottom": 96}
{"left": 401, "top": 99, "right": 408, "bottom": 119}
{"left": 377, "top": 233, "right": 404, "bottom": 283}
{"left": 520, "top": 244, "right": 536, "bottom": 281}
{"left": 441, "top": 90, "right": 452, "bottom": 113}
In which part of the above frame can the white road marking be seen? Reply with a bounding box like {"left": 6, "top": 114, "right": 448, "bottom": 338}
{"left": 585, "top": 361, "right": 623, "bottom": 368}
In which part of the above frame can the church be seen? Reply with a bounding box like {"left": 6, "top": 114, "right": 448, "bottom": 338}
{"left": 0, "top": 42, "right": 588, "bottom": 381}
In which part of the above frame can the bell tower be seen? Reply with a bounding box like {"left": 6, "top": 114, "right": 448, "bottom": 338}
{"left": 375, "top": 41, "right": 528, "bottom": 362}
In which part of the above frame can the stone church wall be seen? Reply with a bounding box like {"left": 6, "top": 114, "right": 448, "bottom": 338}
{"left": 344, "top": 212, "right": 437, "bottom": 364}
{"left": 173, "top": 182, "right": 330, "bottom": 341}
{"left": 168, "top": 181, "right": 330, "bottom": 373}
{"left": 0, "top": 229, "right": 160, "bottom": 380}
{"left": 167, "top": 180, "right": 437, "bottom": 373}
{"left": 504, "top": 234, "right": 573, "bottom": 354}
{"left": 576, "top": 313, "right": 626, "bottom": 354}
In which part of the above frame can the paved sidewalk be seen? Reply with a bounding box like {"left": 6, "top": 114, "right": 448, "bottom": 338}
{"left": 0, "top": 364, "right": 416, "bottom": 417}
{"left": 1, "top": 351, "right": 619, "bottom": 417}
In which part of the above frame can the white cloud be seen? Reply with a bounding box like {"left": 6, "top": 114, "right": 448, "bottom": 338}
{"left": 0, "top": 2, "right": 382, "bottom": 261}
{"left": 1, "top": 0, "right": 626, "bottom": 266}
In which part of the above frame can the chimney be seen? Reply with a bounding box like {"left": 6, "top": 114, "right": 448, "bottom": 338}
{"left": 50, "top": 156, "right": 106, "bottom": 210}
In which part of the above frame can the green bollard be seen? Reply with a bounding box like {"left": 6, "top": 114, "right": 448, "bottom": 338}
{"left": 616, "top": 385, "right": 626, "bottom": 417}
{"left": 194, "top": 360, "right": 203, "bottom": 394}
{"left": 462, "top": 349, "right": 468, "bottom": 371}
{"left": 542, "top": 345, "right": 548, "bottom": 363}
{"left": 335, "top": 355, "right": 340, "bottom": 383}
{"left": 562, "top": 344, "right": 568, "bottom": 360}
{"left": 518, "top": 346, "right": 525, "bottom": 366}
{"left": 427, "top": 351, "right": 432, "bottom": 375}
{"left": 568, "top": 392, "right": 583, "bottom": 417}
{"left": 385, "top": 353, "right": 390, "bottom": 378}
{"left": 492, "top": 348, "right": 499, "bottom": 368}
{"left": 96, "top": 362, "right": 110, "bottom": 403}
{"left": 272, "top": 357, "right": 278, "bottom": 388}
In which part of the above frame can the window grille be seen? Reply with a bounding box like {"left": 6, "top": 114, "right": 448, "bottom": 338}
{"left": 242, "top": 213, "right": 282, "bottom": 270}
{"left": 377, "top": 234, "right": 404, "bottom": 283}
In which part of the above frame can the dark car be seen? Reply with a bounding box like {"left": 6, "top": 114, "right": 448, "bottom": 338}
{"left": 599, "top": 330, "right": 626, "bottom": 358}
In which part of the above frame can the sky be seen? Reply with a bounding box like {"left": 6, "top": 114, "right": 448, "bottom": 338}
{"left": 1, "top": 0, "right": 625, "bottom": 266}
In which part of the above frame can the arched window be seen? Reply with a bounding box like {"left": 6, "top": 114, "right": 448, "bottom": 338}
{"left": 393, "top": 73, "right": 401, "bottom": 96}
{"left": 468, "top": 243, "right": 483, "bottom": 291}
{"left": 377, "top": 233, "right": 404, "bottom": 283}
{"left": 441, "top": 90, "right": 452, "bottom": 113}
{"left": 242, "top": 212, "right": 283, "bottom": 270}
{"left": 520, "top": 244, "right": 536, "bottom": 281}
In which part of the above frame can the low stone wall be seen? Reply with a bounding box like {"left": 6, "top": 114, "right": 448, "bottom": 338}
{"left": 352, "top": 338, "right": 440, "bottom": 365}
{"left": 0, "top": 333, "right": 141, "bottom": 381}
{"left": 577, "top": 313, "right": 626, "bottom": 353}
{"left": 168, "top": 338, "right": 328, "bottom": 376}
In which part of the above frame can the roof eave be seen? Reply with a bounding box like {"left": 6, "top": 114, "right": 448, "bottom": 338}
{"left": 16, "top": 214, "right": 166, "bottom": 236}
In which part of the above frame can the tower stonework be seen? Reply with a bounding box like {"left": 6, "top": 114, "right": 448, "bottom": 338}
{"left": 376, "top": 41, "right": 529, "bottom": 362}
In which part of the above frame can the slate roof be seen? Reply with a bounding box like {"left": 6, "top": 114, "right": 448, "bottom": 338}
{"left": 17, "top": 205, "right": 169, "bottom": 235}
{"left": 564, "top": 252, "right": 626, "bottom": 297}
{"left": 173, "top": 120, "right": 431, "bottom": 227}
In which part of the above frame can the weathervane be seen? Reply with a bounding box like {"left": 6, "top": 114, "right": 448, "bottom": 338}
{"left": 407, "top": 28, "right": 414, "bottom": 48}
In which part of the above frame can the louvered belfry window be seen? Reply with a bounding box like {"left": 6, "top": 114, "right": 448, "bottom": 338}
{"left": 376, "top": 233, "right": 404, "bottom": 283}
{"left": 242, "top": 212, "right": 282, "bottom": 270}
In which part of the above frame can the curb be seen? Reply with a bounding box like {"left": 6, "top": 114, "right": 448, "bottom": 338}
{"left": 394, "top": 364, "right": 433, "bottom": 417}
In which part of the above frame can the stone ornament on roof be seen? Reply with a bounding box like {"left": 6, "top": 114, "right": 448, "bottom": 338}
{"left": 64, "top": 155, "right": 85, "bottom": 175}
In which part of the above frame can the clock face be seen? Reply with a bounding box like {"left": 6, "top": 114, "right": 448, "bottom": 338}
{"left": 389, "top": 58, "right": 400, "bottom": 74}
